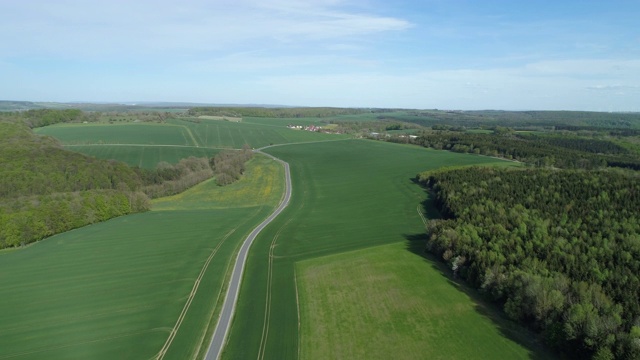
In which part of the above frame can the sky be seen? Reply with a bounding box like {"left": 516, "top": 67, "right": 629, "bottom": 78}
{"left": 1, "top": 0, "right": 639, "bottom": 111}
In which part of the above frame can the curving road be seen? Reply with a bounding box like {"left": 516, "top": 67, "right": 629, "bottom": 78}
{"left": 204, "top": 150, "right": 292, "bottom": 360}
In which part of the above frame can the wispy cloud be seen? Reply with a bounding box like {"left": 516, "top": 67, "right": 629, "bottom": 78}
{"left": 586, "top": 85, "right": 640, "bottom": 93}
{"left": 0, "top": 0, "right": 410, "bottom": 58}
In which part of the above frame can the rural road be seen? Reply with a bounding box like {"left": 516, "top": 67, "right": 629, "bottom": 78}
{"left": 204, "top": 150, "right": 292, "bottom": 360}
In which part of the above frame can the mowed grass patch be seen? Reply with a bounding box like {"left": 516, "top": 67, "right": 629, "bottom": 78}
{"left": 63, "top": 145, "right": 219, "bottom": 169}
{"left": 297, "top": 242, "right": 549, "bottom": 360}
{"left": 223, "top": 140, "right": 520, "bottom": 359}
{"left": 35, "top": 123, "right": 198, "bottom": 146}
{"left": 152, "top": 154, "right": 284, "bottom": 211}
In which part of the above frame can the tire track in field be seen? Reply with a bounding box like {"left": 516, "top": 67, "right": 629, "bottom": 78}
{"left": 257, "top": 218, "right": 294, "bottom": 360}
{"left": 257, "top": 182, "right": 307, "bottom": 359}
{"left": 191, "top": 207, "right": 263, "bottom": 359}
{"left": 417, "top": 204, "right": 428, "bottom": 227}
{"left": 154, "top": 227, "right": 238, "bottom": 360}
{"left": 293, "top": 268, "right": 302, "bottom": 360}
{"left": 181, "top": 125, "right": 200, "bottom": 147}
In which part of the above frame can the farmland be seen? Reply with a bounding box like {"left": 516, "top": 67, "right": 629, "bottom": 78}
{"left": 5, "top": 113, "right": 557, "bottom": 360}
{"left": 221, "top": 140, "right": 541, "bottom": 359}
{"left": 0, "top": 156, "right": 284, "bottom": 360}
{"left": 63, "top": 145, "right": 219, "bottom": 169}
{"left": 34, "top": 118, "right": 350, "bottom": 169}
{"left": 35, "top": 123, "right": 198, "bottom": 146}
{"left": 164, "top": 118, "right": 350, "bottom": 149}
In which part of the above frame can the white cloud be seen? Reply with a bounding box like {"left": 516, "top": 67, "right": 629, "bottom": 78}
{"left": 0, "top": 0, "right": 410, "bottom": 58}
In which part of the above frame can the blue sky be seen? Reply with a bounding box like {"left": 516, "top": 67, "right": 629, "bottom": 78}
{"left": 1, "top": 0, "right": 639, "bottom": 110}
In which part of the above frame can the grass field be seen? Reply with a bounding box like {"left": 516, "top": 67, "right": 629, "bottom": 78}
{"left": 0, "top": 156, "right": 285, "bottom": 360}
{"left": 221, "top": 139, "right": 542, "bottom": 359}
{"left": 297, "top": 242, "right": 550, "bottom": 359}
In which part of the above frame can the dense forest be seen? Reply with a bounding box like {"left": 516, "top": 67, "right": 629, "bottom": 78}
{"left": 407, "top": 131, "right": 640, "bottom": 170}
{"left": 418, "top": 167, "right": 640, "bottom": 359}
{"left": 0, "top": 121, "right": 150, "bottom": 248}
{"left": 398, "top": 110, "right": 640, "bottom": 129}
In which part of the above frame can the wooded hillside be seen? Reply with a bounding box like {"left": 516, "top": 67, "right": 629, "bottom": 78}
{"left": 0, "top": 121, "right": 149, "bottom": 248}
{"left": 418, "top": 167, "right": 640, "bottom": 359}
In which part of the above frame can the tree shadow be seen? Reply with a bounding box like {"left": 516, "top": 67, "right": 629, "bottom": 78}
{"left": 410, "top": 176, "right": 443, "bottom": 220}
{"left": 404, "top": 233, "right": 557, "bottom": 360}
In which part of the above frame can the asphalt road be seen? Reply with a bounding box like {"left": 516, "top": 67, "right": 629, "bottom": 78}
{"left": 204, "top": 151, "right": 292, "bottom": 360}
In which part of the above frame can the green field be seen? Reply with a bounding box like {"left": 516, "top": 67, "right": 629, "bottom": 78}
{"left": 35, "top": 119, "right": 351, "bottom": 169}
{"left": 35, "top": 123, "right": 198, "bottom": 146}
{"left": 63, "top": 145, "right": 220, "bottom": 169}
{"left": 7, "top": 118, "right": 553, "bottom": 359}
{"left": 222, "top": 140, "right": 541, "bottom": 359}
{"left": 165, "top": 118, "right": 350, "bottom": 149}
{"left": 0, "top": 156, "right": 285, "bottom": 360}
{"left": 297, "top": 242, "right": 548, "bottom": 359}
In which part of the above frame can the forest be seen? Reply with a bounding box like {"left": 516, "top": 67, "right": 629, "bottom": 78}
{"left": 0, "top": 120, "right": 148, "bottom": 248}
{"left": 408, "top": 130, "right": 640, "bottom": 170}
{"left": 418, "top": 167, "right": 640, "bottom": 359}
{"left": 399, "top": 110, "right": 640, "bottom": 129}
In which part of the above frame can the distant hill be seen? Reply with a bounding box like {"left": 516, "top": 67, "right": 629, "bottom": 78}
{"left": 0, "top": 100, "right": 291, "bottom": 112}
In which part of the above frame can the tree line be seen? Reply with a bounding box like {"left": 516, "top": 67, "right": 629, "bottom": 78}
{"left": 187, "top": 106, "right": 368, "bottom": 118}
{"left": 418, "top": 167, "right": 640, "bottom": 359}
{"left": 401, "top": 110, "right": 640, "bottom": 129}
{"left": 210, "top": 145, "right": 254, "bottom": 186}
{"left": 0, "top": 109, "right": 87, "bottom": 128}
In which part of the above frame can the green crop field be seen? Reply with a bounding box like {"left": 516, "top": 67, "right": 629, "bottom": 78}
{"left": 297, "top": 242, "right": 550, "bottom": 359}
{"left": 63, "top": 145, "right": 220, "bottom": 169}
{"left": 35, "top": 123, "right": 199, "bottom": 146}
{"left": 35, "top": 119, "right": 351, "bottom": 169}
{"left": 165, "top": 118, "right": 350, "bottom": 149}
{"left": 221, "top": 139, "right": 542, "bottom": 359}
{"left": 0, "top": 156, "right": 285, "bottom": 360}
